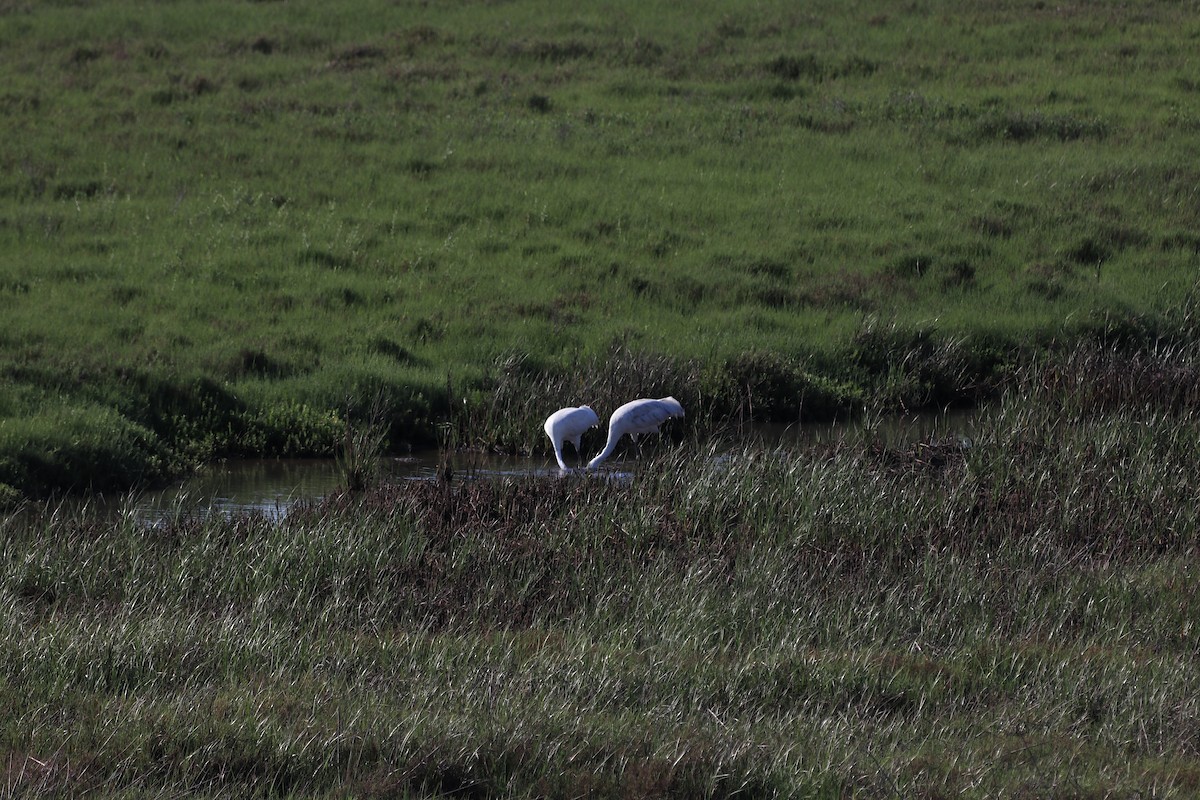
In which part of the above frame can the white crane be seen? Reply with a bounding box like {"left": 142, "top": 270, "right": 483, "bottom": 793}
{"left": 587, "top": 397, "right": 685, "bottom": 469}
{"left": 543, "top": 405, "right": 600, "bottom": 470}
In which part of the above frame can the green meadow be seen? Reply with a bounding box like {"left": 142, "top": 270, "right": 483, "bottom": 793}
{"left": 3, "top": 3, "right": 1200, "bottom": 796}
{"left": 2, "top": 0, "right": 1200, "bottom": 495}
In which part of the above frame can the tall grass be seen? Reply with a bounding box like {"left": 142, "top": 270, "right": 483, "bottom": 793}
{"left": 3, "top": 350, "right": 1198, "bottom": 797}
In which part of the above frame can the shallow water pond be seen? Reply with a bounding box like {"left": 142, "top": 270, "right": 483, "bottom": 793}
{"left": 131, "top": 450, "right": 561, "bottom": 522}
{"left": 125, "top": 408, "right": 981, "bottom": 522}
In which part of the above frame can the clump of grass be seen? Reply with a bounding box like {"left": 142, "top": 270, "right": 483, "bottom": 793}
{"left": 713, "top": 349, "right": 863, "bottom": 424}
{"left": 848, "top": 317, "right": 1011, "bottom": 412}
{"left": 334, "top": 394, "right": 391, "bottom": 492}
{"left": 0, "top": 403, "right": 174, "bottom": 497}
{"left": 1033, "top": 342, "right": 1200, "bottom": 416}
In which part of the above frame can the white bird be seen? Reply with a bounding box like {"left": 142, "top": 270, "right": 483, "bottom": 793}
{"left": 543, "top": 405, "right": 600, "bottom": 470}
{"left": 587, "top": 396, "right": 685, "bottom": 470}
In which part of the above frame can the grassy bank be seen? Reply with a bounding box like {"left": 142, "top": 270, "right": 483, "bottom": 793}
{"left": 3, "top": 0, "right": 1200, "bottom": 497}
{"left": 3, "top": 356, "right": 1199, "bottom": 797}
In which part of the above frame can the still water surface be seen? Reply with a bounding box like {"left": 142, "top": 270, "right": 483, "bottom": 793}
{"left": 132, "top": 451, "right": 547, "bottom": 522}
{"left": 129, "top": 409, "right": 981, "bottom": 522}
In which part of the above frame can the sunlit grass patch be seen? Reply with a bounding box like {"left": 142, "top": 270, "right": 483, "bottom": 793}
{"left": 5, "top": 0, "right": 1200, "bottom": 500}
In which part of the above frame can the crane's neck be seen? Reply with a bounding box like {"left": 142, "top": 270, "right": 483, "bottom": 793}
{"left": 586, "top": 431, "right": 619, "bottom": 469}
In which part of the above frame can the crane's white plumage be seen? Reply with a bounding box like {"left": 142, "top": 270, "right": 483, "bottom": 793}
{"left": 587, "top": 396, "right": 685, "bottom": 469}
{"left": 543, "top": 405, "right": 600, "bottom": 470}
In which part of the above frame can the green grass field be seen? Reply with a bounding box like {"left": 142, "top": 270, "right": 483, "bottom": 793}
{"left": 3, "top": 0, "right": 1200, "bottom": 496}
{"left": 3, "top": 4, "right": 1200, "bottom": 795}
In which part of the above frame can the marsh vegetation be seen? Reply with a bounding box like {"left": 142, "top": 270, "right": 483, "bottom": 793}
{"left": 4, "top": 355, "right": 1199, "bottom": 797}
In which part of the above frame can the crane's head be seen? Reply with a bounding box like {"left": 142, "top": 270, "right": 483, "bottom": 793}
{"left": 660, "top": 396, "right": 685, "bottom": 417}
